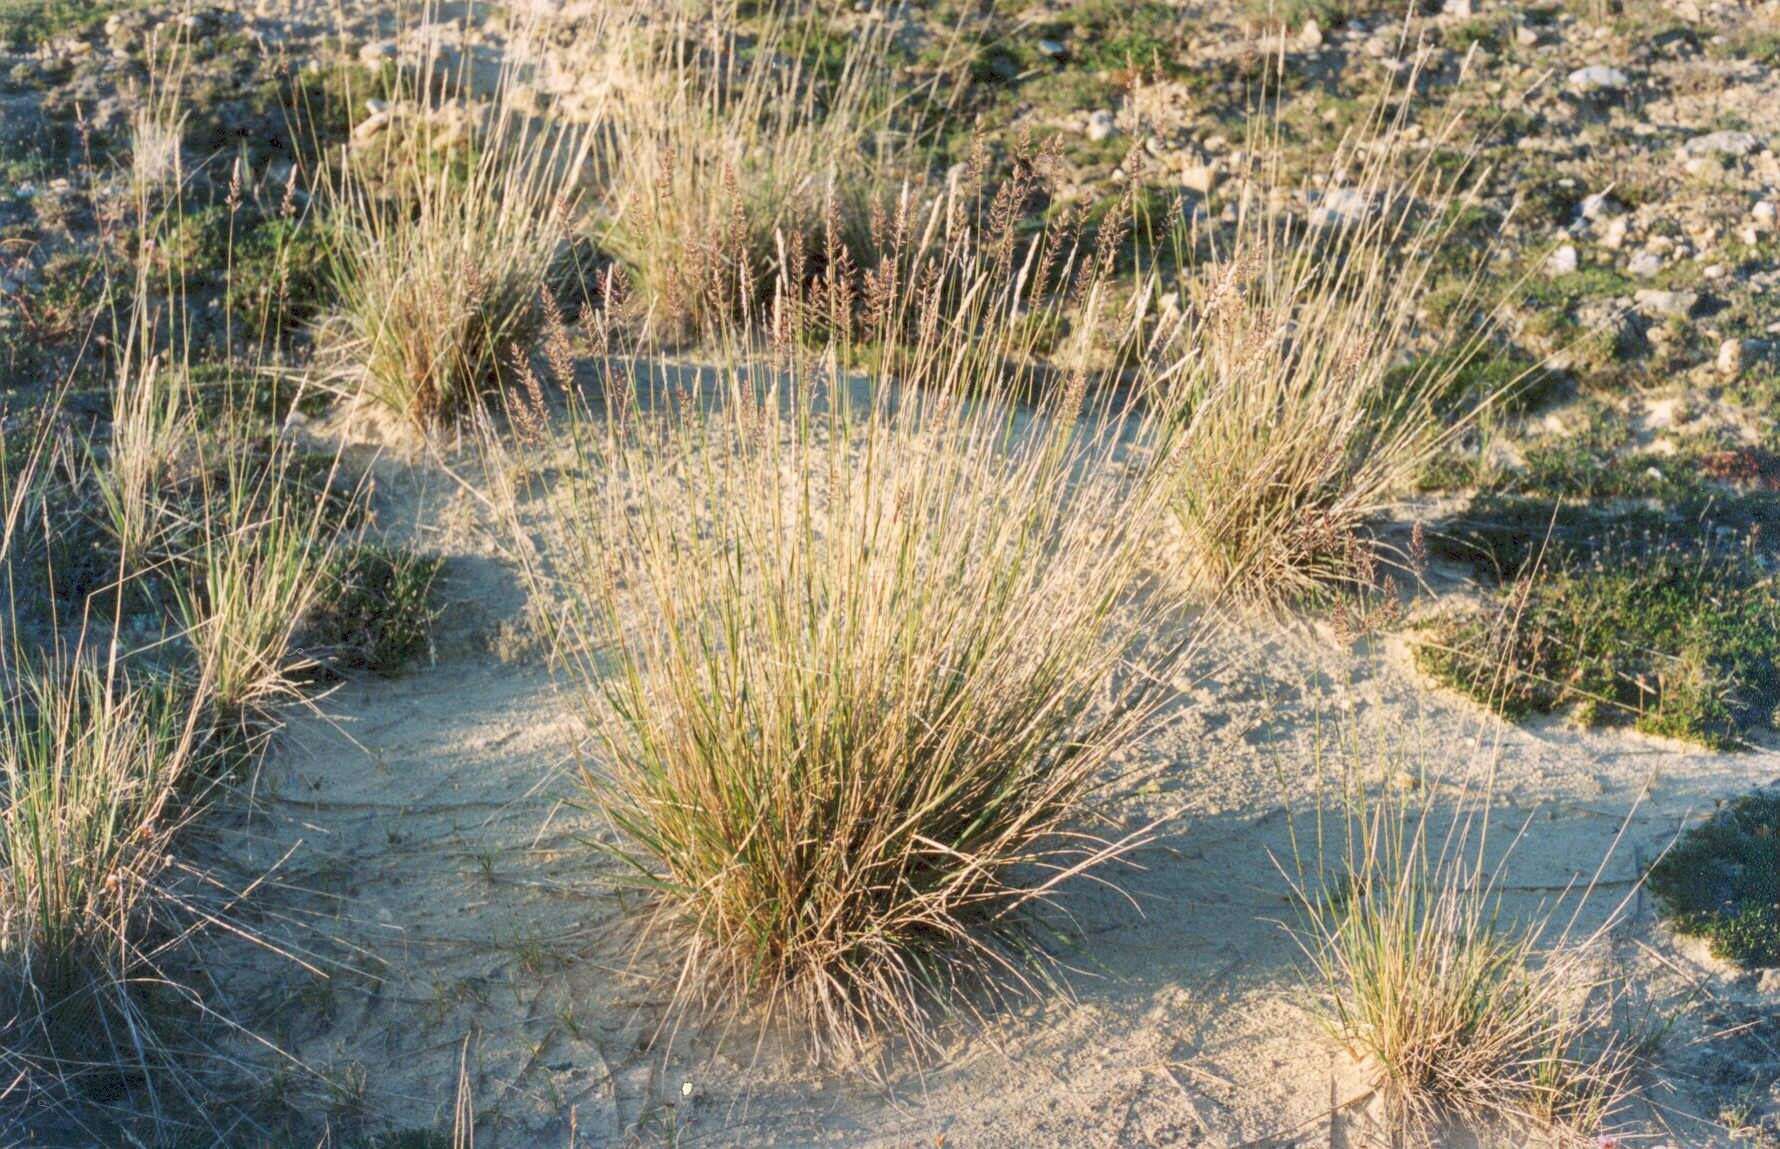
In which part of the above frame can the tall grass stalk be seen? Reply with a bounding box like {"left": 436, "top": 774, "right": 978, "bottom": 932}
{"left": 492, "top": 193, "right": 1198, "bottom": 1063}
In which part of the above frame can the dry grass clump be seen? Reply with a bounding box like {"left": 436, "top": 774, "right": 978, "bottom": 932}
{"left": 496, "top": 202, "right": 1193, "bottom": 1063}
{"left": 0, "top": 655, "right": 207, "bottom": 1074}
{"left": 1286, "top": 752, "right": 1635, "bottom": 1141}
{"left": 173, "top": 441, "right": 342, "bottom": 719}
{"left": 1155, "top": 86, "right": 1498, "bottom": 607}
{"left": 591, "top": 1, "right": 914, "bottom": 340}
{"left": 325, "top": 18, "right": 592, "bottom": 426}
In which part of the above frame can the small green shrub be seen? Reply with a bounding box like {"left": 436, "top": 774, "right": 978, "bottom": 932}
{"left": 1647, "top": 790, "right": 1780, "bottom": 967}
{"left": 308, "top": 544, "right": 442, "bottom": 676}
{"left": 1417, "top": 539, "right": 1780, "bottom": 748}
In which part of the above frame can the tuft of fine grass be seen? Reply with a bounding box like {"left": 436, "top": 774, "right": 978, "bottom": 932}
{"left": 324, "top": 15, "right": 592, "bottom": 427}
{"left": 590, "top": 1, "right": 917, "bottom": 341}
{"left": 493, "top": 199, "right": 1197, "bottom": 1064}
{"left": 1284, "top": 753, "right": 1635, "bottom": 1140}
{"left": 172, "top": 438, "right": 342, "bottom": 721}
{"left": 1154, "top": 73, "right": 1506, "bottom": 608}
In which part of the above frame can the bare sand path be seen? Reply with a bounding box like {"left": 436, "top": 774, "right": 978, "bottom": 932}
{"left": 199, "top": 444, "right": 1780, "bottom": 1147}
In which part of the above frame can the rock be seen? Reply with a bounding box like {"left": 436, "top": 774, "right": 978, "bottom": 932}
{"left": 1180, "top": 163, "right": 1219, "bottom": 196}
{"left": 1086, "top": 109, "right": 1117, "bottom": 143}
{"left": 1567, "top": 65, "right": 1631, "bottom": 94}
{"left": 1298, "top": 18, "right": 1324, "bottom": 49}
{"left": 1599, "top": 216, "right": 1630, "bottom": 249}
{"left": 1036, "top": 38, "right": 1066, "bottom": 59}
{"left": 1442, "top": 0, "right": 1473, "bottom": 15}
{"left": 1579, "top": 191, "right": 1623, "bottom": 221}
{"left": 1758, "top": 966, "right": 1780, "bottom": 996}
{"left": 352, "top": 111, "right": 392, "bottom": 144}
{"left": 1627, "top": 248, "right": 1663, "bottom": 277}
{"left": 359, "top": 39, "right": 398, "bottom": 67}
{"left": 1515, "top": 24, "right": 1540, "bottom": 46}
{"left": 1754, "top": 201, "right": 1777, "bottom": 228}
{"left": 1633, "top": 288, "right": 1698, "bottom": 319}
{"left": 1683, "top": 130, "right": 1760, "bottom": 158}
{"left": 1310, "top": 186, "right": 1370, "bottom": 228}
{"left": 1547, "top": 244, "right": 1579, "bottom": 275}
{"left": 1718, "top": 337, "right": 1745, "bottom": 378}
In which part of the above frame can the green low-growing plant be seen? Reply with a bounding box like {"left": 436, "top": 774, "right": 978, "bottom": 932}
{"left": 1416, "top": 536, "right": 1780, "bottom": 748}
{"left": 307, "top": 543, "right": 442, "bottom": 676}
{"left": 1284, "top": 752, "right": 1634, "bottom": 1139}
{"left": 1647, "top": 789, "right": 1780, "bottom": 967}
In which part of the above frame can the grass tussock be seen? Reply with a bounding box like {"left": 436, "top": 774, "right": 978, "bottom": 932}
{"left": 1286, "top": 752, "right": 1635, "bottom": 1141}
{"left": 325, "top": 17, "right": 592, "bottom": 426}
{"left": 1156, "top": 83, "right": 1502, "bottom": 607}
{"left": 494, "top": 196, "right": 1195, "bottom": 1063}
{"left": 173, "top": 440, "right": 343, "bottom": 719}
{"left": 591, "top": 1, "right": 915, "bottom": 340}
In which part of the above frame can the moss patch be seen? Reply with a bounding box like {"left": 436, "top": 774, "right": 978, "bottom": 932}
{"left": 1647, "top": 790, "right": 1780, "bottom": 967}
{"left": 1416, "top": 536, "right": 1780, "bottom": 748}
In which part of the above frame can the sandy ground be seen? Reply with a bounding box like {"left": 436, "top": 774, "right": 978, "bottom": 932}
{"left": 186, "top": 422, "right": 1780, "bottom": 1149}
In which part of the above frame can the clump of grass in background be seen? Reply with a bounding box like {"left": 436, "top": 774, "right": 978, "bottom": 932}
{"left": 492, "top": 195, "right": 1195, "bottom": 1063}
{"left": 1155, "top": 76, "right": 1503, "bottom": 607}
{"left": 307, "top": 543, "right": 442, "bottom": 676}
{"left": 1284, "top": 751, "right": 1634, "bottom": 1139}
{"left": 1416, "top": 534, "right": 1780, "bottom": 749}
{"left": 325, "top": 16, "right": 591, "bottom": 426}
{"left": 1647, "top": 789, "right": 1780, "bottom": 967}
{"left": 592, "top": 1, "right": 915, "bottom": 340}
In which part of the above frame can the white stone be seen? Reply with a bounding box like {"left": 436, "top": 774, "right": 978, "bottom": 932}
{"left": 1627, "top": 249, "right": 1663, "bottom": 277}
{"left": 1515, "top": 24, "right": 1540, "bottom": 46}
{"left": 1086, "top": 109, "right": 1117, "bottom": 142}
{"left": 1310, "top": 187, "right": 1370, "bottom": 228}
{"left": 1633, "top": 288, "right": 1697, "bottom": 318}
{"left": 358, "top": 39, "right": 398, "bottom": 67}
{"left": 1718, "top": 337, "right": 1745, "bottom": 377}
{"left": 1567, "top": 65, "right": 1631, "bottom": 93}
{"left": 1037, "top": 38, "right": 1066, "bottom": 58}
{"left": 1684, "top": 130, "right": 1760, "bottom": 158}
{"left": 1298, "top": 18, "right": 1324, "bottom": 49}
{"left": 1546, "top": 244, "right": 1579, "bottom": 275}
